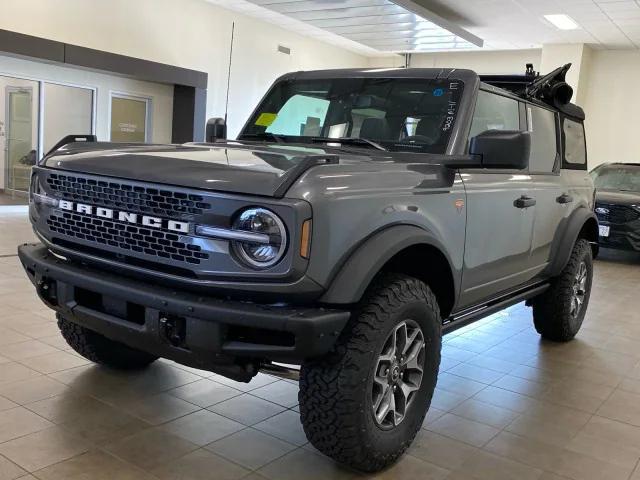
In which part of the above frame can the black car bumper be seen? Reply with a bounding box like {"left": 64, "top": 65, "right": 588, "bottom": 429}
{"left": 598, "top": 223, "right": 640, "bottom": 252}
{"left": 18, "top": 243, "right": 350, "bottom": 380}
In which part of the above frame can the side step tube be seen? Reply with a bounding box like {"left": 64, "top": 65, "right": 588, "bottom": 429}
{"left": 443, "top": 282, "right": 549, "bottom": 335}
{"left": 261, "top": 283, "right": 549, "bottom": 379}
{"left": 260, "top": 362, "right": 300, "bottom": 381}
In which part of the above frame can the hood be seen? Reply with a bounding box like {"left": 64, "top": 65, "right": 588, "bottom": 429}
{"left": 596, "top": 189, "right": 640, "bottom": 207}
{"left": 42, "top": 142, "right": 376, "bottom": 198}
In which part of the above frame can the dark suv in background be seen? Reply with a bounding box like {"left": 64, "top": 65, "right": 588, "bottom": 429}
{"left": 592, "top": 163, "right": 640, "bottom": 251}
{"left": 19, "top": 64, "right": 597, "bottom": 472}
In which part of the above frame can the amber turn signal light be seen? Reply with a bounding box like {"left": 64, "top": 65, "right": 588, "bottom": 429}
{"left": 300, "top": 219, "right": 312, "bottom": 259}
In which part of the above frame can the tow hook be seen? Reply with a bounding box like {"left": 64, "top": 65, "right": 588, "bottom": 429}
{"left": 36, "top": 277, "right": 58, "bottom": 306}
{"left": 159, "top": 314, "right": 187, "bottom": 348}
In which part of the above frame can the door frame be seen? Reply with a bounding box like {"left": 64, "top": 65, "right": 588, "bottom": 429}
{"left": 108, "top": 91, "right": 153, "bottom": 143}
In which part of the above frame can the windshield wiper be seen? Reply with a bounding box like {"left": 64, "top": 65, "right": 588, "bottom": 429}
{"left": 311, "top": 136, "right": 387, "bottom": 151}
{"left": 238, "top": 133, "right": 286, "bottom": 144}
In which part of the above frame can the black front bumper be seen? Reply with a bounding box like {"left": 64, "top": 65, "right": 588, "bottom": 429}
{"left": 18, "top": 243, "right": 350, "bottom": 379}
{"left": 598, "top": 222, "right": 640, "bottom": 252}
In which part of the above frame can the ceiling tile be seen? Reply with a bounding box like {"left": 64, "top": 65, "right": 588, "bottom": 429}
{"left": 204, "top": 0, "right": 639, "bottom": 55}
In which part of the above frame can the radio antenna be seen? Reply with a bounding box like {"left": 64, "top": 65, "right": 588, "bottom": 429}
{"left": 224, "top": 21, "right": 235, "bottom": 125}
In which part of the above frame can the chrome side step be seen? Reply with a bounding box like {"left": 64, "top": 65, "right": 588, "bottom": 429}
{"left": 260, "top": 362, "right": 300, "bottom": 381}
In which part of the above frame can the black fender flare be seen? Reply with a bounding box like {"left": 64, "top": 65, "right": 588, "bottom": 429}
{"left": 546, "top": 207, "right": 599, "bottom": 277}
{"left": 319, "top": 225, "right": 457, "bottom": 305}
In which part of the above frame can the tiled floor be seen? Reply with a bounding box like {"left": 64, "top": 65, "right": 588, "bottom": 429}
{"left": 0, "top": 193, "right": 28, "bottom": 207}
{"left": 1, "top": 212, "right": 640, "bottom": 480}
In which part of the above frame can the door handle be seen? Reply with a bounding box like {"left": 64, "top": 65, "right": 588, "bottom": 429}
{"left": 556, "top": 193, "right": 574, "bottom": 204}
{"left": 514, "top": 195, "right": 536, "bottom": 209}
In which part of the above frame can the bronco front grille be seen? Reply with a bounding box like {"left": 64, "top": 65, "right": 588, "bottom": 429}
{"left": 595, "top": 204, "right": 640, "bottom": 224}
{"left": 46, "top": 173, "right": 211, "bottom": 218}
{"left": 47, "top": 211, "right": 209, "bottom": 265}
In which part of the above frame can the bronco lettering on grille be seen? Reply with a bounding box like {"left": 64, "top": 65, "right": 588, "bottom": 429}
{"left": 58, "top": 200, "right": 190, "bottom": 233}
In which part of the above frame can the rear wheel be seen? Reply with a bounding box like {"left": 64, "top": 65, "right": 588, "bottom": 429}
{"left": 299, "top": 274, "right": 442, "bottom": 472}
{"left": 532, "top": 239, "right": 593, "bottom": 342}
{"left": 58, "top": 315, "right": 158, "bottom": 370}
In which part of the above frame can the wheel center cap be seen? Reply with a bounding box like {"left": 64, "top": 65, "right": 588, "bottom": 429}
{"left": 391, "top": 365, "right": 400, "bottom": 382}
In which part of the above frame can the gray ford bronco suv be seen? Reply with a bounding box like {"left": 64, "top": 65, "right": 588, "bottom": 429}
{"left": 19, "top": 64, "right": 597, "bottom": 472}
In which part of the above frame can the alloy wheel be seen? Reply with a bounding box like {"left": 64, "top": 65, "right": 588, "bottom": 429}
{"left": 571, "top": 261, "right": 588, "bottom": 319}
{"left": 371, "top": 319, "right": 426, "bottom": 429}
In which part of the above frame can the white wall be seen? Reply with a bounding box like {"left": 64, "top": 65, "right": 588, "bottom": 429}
{"left": 582, "top": 50, "right": 640, "bottom": 168}
{"left": 0, "top": 55, "right": 174, "bottom": 144}
{"left": 0, "top": 0, "right": 368, "bottom": 138}
{"left": 369, "top": 49, "right": 542, "bottom": 75}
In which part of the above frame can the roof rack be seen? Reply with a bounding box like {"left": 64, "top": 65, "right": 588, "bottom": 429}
{"left": 480, "top": 63, "right": 584, "bottom": 120}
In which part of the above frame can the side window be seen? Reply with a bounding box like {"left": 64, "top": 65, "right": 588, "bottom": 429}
{"left": 563, "top": 118, "right": 587, "bottom": 169}
{"left": 469, "top": 90, "right": 519, "bottom": 140}
{"left": 527, "top": 105, "right": 558, "bottom": 173}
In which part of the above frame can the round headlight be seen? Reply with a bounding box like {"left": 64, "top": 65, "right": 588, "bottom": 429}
{"left": 231, "top": 208, "right": 287, "bottom": 268}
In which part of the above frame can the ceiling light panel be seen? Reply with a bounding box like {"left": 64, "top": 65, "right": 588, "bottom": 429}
{"left": 544, "top": 14, "right": 580, "bottom": 30}
{"left": 242, "top": 0, "right": 483, "bottom": 52}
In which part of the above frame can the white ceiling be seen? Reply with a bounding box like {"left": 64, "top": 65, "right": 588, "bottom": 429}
{"left": 425, "top": 0, "right": 640, "bottom": 50}
{"left": 207, "top": 0, "right": 640, "bottom": 54}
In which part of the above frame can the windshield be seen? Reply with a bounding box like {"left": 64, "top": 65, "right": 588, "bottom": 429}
{"left": 591, "top": 165, "right": 640, "bottom": 193}
{"left": 239, "top": 77, "right": 464, "bottom": 154}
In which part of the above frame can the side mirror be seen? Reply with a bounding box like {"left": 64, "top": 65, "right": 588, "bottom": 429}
{"left": 206, "top": 117, "right": 226, "bottom": 142}
{"left": 469, "top": 130, "right": 530, "bottom": 169}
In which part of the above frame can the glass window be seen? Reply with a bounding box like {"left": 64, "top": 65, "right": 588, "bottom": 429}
{"left": 110, "top": 95, "right": 150, "bottom": 143}
{"left": 469, "top": 90, "right": 519, "bottom": 139}
{"left": 563, "top": 118, "right": 586, "bottom": 166}
{"left": 591, "top": 164, "right": 640, "bottom": 193}
{"left": 43, "top": 83, "right": 93, "bottom": 153}
{"left": 241, "top": 78, "right": 465, "bottom": 154}
{"left": 528, "top": 105, "right": 557, "bottom": 173}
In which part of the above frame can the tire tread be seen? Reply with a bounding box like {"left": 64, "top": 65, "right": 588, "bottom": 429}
{"left": 299, "top": 274, "right": 441, "bottom": 472}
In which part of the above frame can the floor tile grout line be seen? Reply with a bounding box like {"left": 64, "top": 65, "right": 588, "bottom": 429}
{"left": 40, "top": 372, "right": 300, "bottom": 445}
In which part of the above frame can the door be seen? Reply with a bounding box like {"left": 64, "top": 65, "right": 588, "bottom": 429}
{"left": 459, "top": 90, "right": 536, "bottom": 307}
{"left": 4, "top": 84, "right": 38, "bottom": 193}
{"left": 526, "top": 104, "right": 567, "bottom": 274}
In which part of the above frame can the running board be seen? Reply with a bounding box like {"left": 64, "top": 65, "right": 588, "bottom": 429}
{"left": 260, "top": 362, "right": 300, "bottom": 381}
{"left": 443, "top": 282, "right": 549, "bottom": 335}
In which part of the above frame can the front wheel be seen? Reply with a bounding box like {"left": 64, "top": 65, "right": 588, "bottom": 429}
{"left": 532, "top": 238, "right": 593, "bottom": 342}
{"left": 58, "top": 315, "right": 158, "bottom": 370}
{"left": 299, "top": 274, "right": 442, "bottom": 472}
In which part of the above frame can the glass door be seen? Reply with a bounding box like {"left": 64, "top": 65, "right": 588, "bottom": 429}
{"left": 3, "top": 81, "right": 38, "bottom": 194}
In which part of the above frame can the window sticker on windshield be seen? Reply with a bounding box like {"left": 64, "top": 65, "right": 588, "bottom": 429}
{"left": 255, "top": 113, "right": 278, "bottom": 127}
{"left": 442, "top": 82, "right": 460, "bottom": 132}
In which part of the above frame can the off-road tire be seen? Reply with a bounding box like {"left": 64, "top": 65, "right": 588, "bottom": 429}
{"left": 57, "top": 314, "right": 158, "bottom": 369}
{"left": 532, "top": 238, "right": 593, "bottom": 342}
{"left": 299, "top": 274, "right": 442, "bottom": 472}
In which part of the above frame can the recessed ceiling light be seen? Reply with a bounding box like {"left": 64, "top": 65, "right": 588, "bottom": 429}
{"left": 544, "top": 14, "right": 579, "bottom": 30}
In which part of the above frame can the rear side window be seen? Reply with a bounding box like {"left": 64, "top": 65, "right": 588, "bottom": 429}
{"left": 469, "top": 90, "right": 519, "bottom": 140}
{"left": 527, "top": 105, "right": 558, "bottom": 173}
{"left": 563, "top": 118, "right": 587, "bottom": 169}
